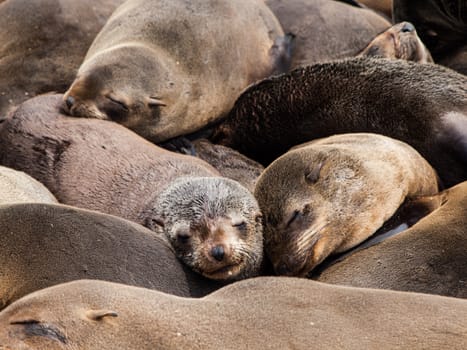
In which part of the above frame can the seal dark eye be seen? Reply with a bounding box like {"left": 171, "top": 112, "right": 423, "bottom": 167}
{"left": 11, "top": 320, "right": 67, "bottom": 344}
{"left": 102, "top": 95, "right": 129, "bottom": 122}
{"left": 286, "top": 210, "right": 301, "bottom": 227}
{"left": 233, "top": 221, "right": 247, "bottom": 231}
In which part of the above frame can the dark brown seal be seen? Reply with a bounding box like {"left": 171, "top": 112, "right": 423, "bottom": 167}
{"left": 359, "top": 22, "right": 433, "bottom": 63}
{"left": 1, "top": 277, "right": 467, "bottom": 349}
{"left": 63, "top": 0, "right": 291, "bottom": 143}
{"left": 0, "top": 0, "right": 124, "bottom": 118}
{"left": 0, "top": 94, "right": 263, "bottom": 281}
{"left": 0, "top": 202, "right": 224, "bottom": 310}
{"left": 265, "top": 0, "right": 390, "bottom": 69}
{"left": 212, "top": 57, "right": 467, "bottom": 187}
{"left": 313, "top": 180, "right": 467, "bottom": 298}
{"left": 254, "top": 133, "right": 439, "bottom": 276}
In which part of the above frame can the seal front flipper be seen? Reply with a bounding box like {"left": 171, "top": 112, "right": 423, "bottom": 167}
{"left": 160, "top": 136, "right": 197, "bottom": 156}
{"left": 270, "top": 33, "right": 296, "bottom": 74}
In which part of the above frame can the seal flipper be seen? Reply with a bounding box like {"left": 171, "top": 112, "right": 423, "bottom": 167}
{"left": 159, "top": 136, "right": 197, "bottom": 156}
{"left": 269, "top": 33, "right": 296, "bottom": 74}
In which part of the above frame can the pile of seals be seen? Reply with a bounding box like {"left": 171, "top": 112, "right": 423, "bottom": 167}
{"left": 0, "top": 0, "right": 466, "bottom": 348}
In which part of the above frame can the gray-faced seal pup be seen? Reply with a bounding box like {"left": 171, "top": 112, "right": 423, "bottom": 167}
{"left": 254, "top": 133, "right": 439, "bottom": 276}
{"left": 313, "top": 180, "right": 467, "bottom": 298}
{"left": 0, "top": 202, "right": 224, "bottom": 310}
{"left": 63, "top": 0, "right": 291, "bottom": 143}
{"left": 211, "top": 57, "right": 467, "bottom": 187}
{"left": 0, "top": 166, "right": 57, "bottom": 204}
{"left": 0, "top": 94, "right": 263, "bottom": 281}
{"left": 1, "top": 277, "right": 467, "bottom": 349}
{"left": 0, "top": 0, "right": 124, "bottom": 118}
{"left": 358, "top": 22, "right": 433, "bottom": 63}
{"left": 264, "top": 0, "right": 390, "bottom": 69}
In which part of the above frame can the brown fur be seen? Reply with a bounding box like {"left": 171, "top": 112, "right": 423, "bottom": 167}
{"left": 254, "top": 133, "right": 439, "bottom": 276}
{"left": 211, "top": 57, "right": 467, "bottom": 187}
{"left": 1, "top": 277, "right": 467, "bottom": 349}
{"left": 0, "top": 166, "right": 57, "bottom": 205}
{"left": 0, "top": 0, "right": 124, "bottom": 118}
{"left": 358, "top": 0, "right": 393, "bottom": 18}
{"left": 0, "top": 203, "right": 223, "bottom": 310}
{"left": 63, "top": 0, "right": 289, "bottom": 142}
{"left": 0, "top": 94, "right": 263, "bottom": 280}
{"left": 359, "top": 22, "right": 433, "bottom": 63}
{"left": 314, "top": 181, "right": 467, "bottom": 298}
{"left": 191, "top": 139, "right": 264, "bottom": 193}
{"left": 265, "top": 0, "right": 390, "bottom": 69}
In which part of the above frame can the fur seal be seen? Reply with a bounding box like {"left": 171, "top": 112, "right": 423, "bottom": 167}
{"left": 0, "top": 94, "right": 263, "bottom": 281}
{"left": 264, "top": 0, "right": 390, "bottom": 69}
{"left": 0, "top": 202, "right": 224, "bottom": 310}
{"left": 314, "top": 181, "right": 467, "bottom": 298}
{"left": 0, "top": 166, "right": 57, "bottom": 204}
{"left": 63, "top": 0, "right": 291, "bottom": 143}
{"left": 358, "top": 22, "right": 433, "bottom": 63}
{"left": 358, "top": 0, "right": 393, "bottom": 19}
{"left": 254, "top": 133, "right": 439, "bottom": 276}
{"left": 1, "top": 277, "right": 467, "bottom": 349}
{"left": 0, "top": 0, "right": 124, "bottom": 118}
{"left": 211, "top": 57, "right": 467, "bottom": 187}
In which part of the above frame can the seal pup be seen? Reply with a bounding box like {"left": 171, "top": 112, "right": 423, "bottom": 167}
{"left": 264, "top": 0, "right": 390, "bottom": 69}
{"left": 358, "top": 22, "right": 433, "bottom": 63}
{"left": 0, "top": 94, "right": 263, "bottom": 281}
{"left": 211, "top": 57, "right": 467, "bottom": 187}
{"left": 0, "top": 0, "right": 124, "bottom": 118}
{"left": 0, "top": 166, "right": 57, "bottom": 205}
{"left": 1, "top": 277, "right": 467, "bottom": 349}
{"left": 0, "top": 202, "right": 224, "bottom": 310}
{"left": 63, "top": 0, "right": 291, "bottom": 142}
{"left": 254, "top": 133, "right": 439, "bottom": 276}
{"left": 314, "top": 181, "right": 467, "bottom": 298}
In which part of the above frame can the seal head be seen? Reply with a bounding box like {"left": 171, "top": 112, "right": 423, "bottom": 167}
{"left": 359, "top": 22, "right": 433, "bottom": 63}
{"left": 153, "top": 177, "right": 263, "bottom": 280}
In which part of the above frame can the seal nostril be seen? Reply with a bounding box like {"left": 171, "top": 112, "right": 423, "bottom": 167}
{"left": 211, "top": 245, "right": 225, "bottom": 261}
{"left": 401, "top": 22, "right": 415, "bottom": 33}
{"left": 65, "top": 96, "right": 75, "bottom": 109}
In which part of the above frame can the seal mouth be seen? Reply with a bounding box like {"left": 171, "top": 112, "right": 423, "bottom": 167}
{"left": 202, "top": 263, "right": 240, "bottom": 280}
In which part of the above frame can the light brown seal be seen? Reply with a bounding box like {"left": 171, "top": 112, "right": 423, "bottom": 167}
{"left": 1, "top": 277, "right": 467, "bottom": 349}
{"left": 264, "top": 0, "right": 390, "bottom": 69}
{"left": 313, "top": 181, "right": 467, "bottom": 298}
{"left": 0, "top": 94, "right": 263, "bottom": 281}
{"left": 0, "top": 166, "right": 57, "bottom": 204}
{"left": 63, "top": 0, "right": 291, "bottom": 143}
{"left": 358, "top": 0, "right": 393, "bottom": 19}
{"left": 254, "top": 133, "right": 439, "bottom": 276}
{"left": 0, "top": 202, "right": 224, "bottom": 310}
{"left": 358, "top": 22, "right": 433, "bottom": 63}
{"left": 211, "top": 57, "right": 467, "bottom": 187}
{"left": 0, "top": 0, "right": 124, "bottom": 118}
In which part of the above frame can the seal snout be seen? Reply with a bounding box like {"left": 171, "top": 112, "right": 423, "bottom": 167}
{"left": 400, "top": 22, "right": 415, "bottom": 33}
{"left": 65, "top": 95, "right": 75, "bottom": 110}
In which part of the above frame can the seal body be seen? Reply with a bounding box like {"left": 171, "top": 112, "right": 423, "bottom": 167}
{"left": 63, "top": 0, "right": 289, "bottom": 142}
{"left": 0, "top": 0, "right": 124, "bottom": 118}
{"left": 265, "top": 0, "right": 390, "bottom": 69}
{"left": 314, "top": 181, "right": 467, "bottom": 298}
{"left": 254, "top": 133, "right": 439, "bottom": 276}
{"left": 0, "top": 166, "right": 57, "bottom": 205}
{"left": 0, "top": 202, "right": 223, "bottom": 310}
{"left": 0, "top": 94, "right": 263, "bottom": 281}
{"left": 212, "top": 57, "right": 467, "bottom": 187}
{"left": 359, "top": 22, "right": 433, "bottom": 63}
{"left": 1, "top": 277, "right": 467, "bottom": 349}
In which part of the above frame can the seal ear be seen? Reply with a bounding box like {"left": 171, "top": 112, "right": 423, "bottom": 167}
{"left": 148, "top": 97, "right": 167, "bottom": 107}
{"left": 305, "top": 162, "right": 323, "bottom": 184}
{"left": 86, "top": 310, "right": 118, "bottom": 321}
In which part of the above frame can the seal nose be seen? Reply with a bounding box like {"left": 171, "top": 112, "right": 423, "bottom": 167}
{"left": 401, "top": 22, "right": 415, "bottom": 33}
{"left": 65, "top": 95, "right": 75, "bottom": 110}
{"left": 211, "top": 245, "right": 225, "bottom": 261}
{"left": 275, "top": 262, "right": 292, "bottom": 275}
